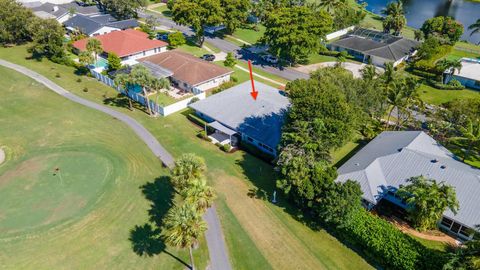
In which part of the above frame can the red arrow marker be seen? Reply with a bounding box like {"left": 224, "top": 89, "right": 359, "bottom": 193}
{"left": 248, "top": 60, "right": 258, "bottom": 100}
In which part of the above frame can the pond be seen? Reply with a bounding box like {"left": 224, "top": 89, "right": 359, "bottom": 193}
{"left": 358, "top": 0, "right": 480, "bottom": 44}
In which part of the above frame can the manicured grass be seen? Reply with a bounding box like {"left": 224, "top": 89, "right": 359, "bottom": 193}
{"left": 308, "top": 53, "right": 339, "bottom": 64}
{"left": 148, "top": 91, "right": 181, "bottom": 106}
{"left": 151, "top": 4, "right": 171, "bottom": 17}
{"left": 409, "top": 235, "right": 450, "bottom": 252}
{"left": 0, "top": 66, "right": 208, "bottom": 269}
{"left": 0, "top": 45, "right": 374, "bottom": 270}
{"left": 332, "top": 140, "right": 362, "bottom": 166}
{"left": 445, "top": 48, "right": 480, "bottom": 61}
{"left": 417, "top": 83, "right": 480, "bottom": 105}
{"left": 232, "top": 25, "right": 266, "bottom": 45}
{"left": 177, "top": 41, "right": 212, "bottom": 57}
{"left": 235, "top": 61, "right": 289, "bottom": 85}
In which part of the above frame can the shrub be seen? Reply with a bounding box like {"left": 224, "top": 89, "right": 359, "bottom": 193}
{"left": 55, "top": 72, "right": 61, "bottom": 78}
{"left": 212, "top": 81, "right": 236, "bottom": 94}
{"left": 231, "top": 76, "right": 238, "bottom": 83}
{"left": 83, "top": 87, "right": 88, "bottom": 92}
{"left": 76, "top": 78, "right": 82, "bottom": 83}
{"left": 220, "top": 144, "right": 232, "bottom": 152}
{"left": 223, "top": 52, "right": 237, "bottom": 67}
{"left": 431, "top": 80, "right": 465, "bottom": 90}
{"left": 319, "top": 50, "right": 340, "bottom": 57}
{"left": 196, "top": 130, "right": 211, "bottom": 141}
{"left": 167, "top": 31, "right": 186, "bottom": 48}
{"left": 187, "top": 113, "right": 214, "bottom": 132}
{"left": 239, "top": 140, "right": 275, "bottom": 163}
{"left": 338, "top": 209, "right": 446, "bottom": 270}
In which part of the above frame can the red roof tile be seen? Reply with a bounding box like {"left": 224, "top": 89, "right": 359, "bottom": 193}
{"left": 73, "top": 29, "right": 168, "bottom": 57}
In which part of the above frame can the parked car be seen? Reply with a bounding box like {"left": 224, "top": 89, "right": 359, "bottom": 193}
{"left": 201, "top": 54, "right": 215, "bottom": 61}
{"left": 156, "top": 33, "right": 169, "bottom": 41}
{"left": 261, "top": 54, "right": 278, "bottom": 64}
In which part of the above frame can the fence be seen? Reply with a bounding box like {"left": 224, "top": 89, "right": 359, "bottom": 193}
{"left": 326, "top": 26, "right": 355, "bottom": 41}
{"left": 91, "top": 69, "right": 206, "bottom": 116}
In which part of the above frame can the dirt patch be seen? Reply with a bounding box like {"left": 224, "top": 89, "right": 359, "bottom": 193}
{"left": 213, "top": 170, "right": 327, "bottom": 270}
{"left": 0, "top": 156, "right": 43, "bottom": 188}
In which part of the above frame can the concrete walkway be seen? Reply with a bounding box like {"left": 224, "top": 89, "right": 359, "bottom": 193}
{"left": 0, "top": 59, "right": 232, "bottom": 270}
{"left": 0, "top": 148, "right": 5, "bottom": 165}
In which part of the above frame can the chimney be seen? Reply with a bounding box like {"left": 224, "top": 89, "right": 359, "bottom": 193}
{"left": 53, "top": 6, "right": 58, "bottom": 12}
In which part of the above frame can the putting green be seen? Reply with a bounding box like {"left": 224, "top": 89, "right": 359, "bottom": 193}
{"left": 0, "top": 150, "right": 114, "bottom": 235}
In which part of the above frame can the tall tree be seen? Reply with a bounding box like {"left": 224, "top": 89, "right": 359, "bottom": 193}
{"left": 79, "top": 51, "right": 95, "bottom": 66}
{"left": 397, "top": 176, "right": 459, "bottom": 231}
{"left": 220, "top": 0, "right": 250, "bottom": 34}
{"left": 86, "top": 38, "right": 103, "bottom": 62}
{"left": 421, "top": 16, "right": 464, "bottom": 44}
{"left": 469, "top": 19, "right": 480, "bottom": 39}
{"left": 171, "top": 154, "right": 207, "bottom": 191}
{"left": 314, "top": 0, "right": 346, "bottom": 14}
{"left": 164, "top": 203, "right": 207, "bottom": 270}
{"left": 107, "top": 52, "right": 122, "bottom": 72}
{"left": 99, "top": 0, "right": 147, "bottom": 19}
{"left": 0, "top": 0, "right": 36, "bottom": 45}
{"left": 181, "top": 178, "right": 215, "bottom": 213}
{"left": 450, "top": 118, "right": 480, "bottom": 161}
{"left": 381, "top": 0, "right": 406, "bottom": 36}
{"left": 28, "top": 19, "right": 66, "bottom": 61}
{"left": 261, "top": 6, "right": 332, "bottom": 64}
{"left": 172, "top": 0, "right": 224, "bottom": 46}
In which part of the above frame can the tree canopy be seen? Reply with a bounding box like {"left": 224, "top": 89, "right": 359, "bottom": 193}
{"left": 397, "top": 176, "right": 459, "bottom": 231}
{"left": 220, "top": 0, "right": 250, "bottom": 34}
{"left": 0, "top": 0, "right": 36, "bottom": 45}
{"left": 381, "top": 0, "right": 406, "bottom": 36}
{"left": 99, "top": 0, "right": 147, "bottom": 19}
{"left": 261, "top": 6, "right": 332, "bottom": 64}
{"left": 171, "top": 0, "right": 224, "bottom": 45}
{"left": 420, "top": 16, "right": 464, "bottom": 44}
{"left": 28, "top": 19, "right": 66, "bottom": 62}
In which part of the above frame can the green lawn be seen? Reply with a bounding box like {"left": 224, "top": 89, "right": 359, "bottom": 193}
{"left": 148, "top": 91, "right": 179, "bottom": 106}
{"left": 418, "top": 83, "right": 480, "bottom": 105}
{"left": 232, "top": 25, "right": 266, "bottom": 45}
{"left": 445, "top": 48, "right": 480, "bottom": 61}
{"left": 0, "top": 45, "right": 374, "bottom": 270}
{"left": 409, "top": 235, "right": 450, "bottom": 252}
{"left": 308, "top": 53, "right": 340, "bottom": 64}
{"left": 151, "top": 4, "right": 171, "bottom": 17}
{"left": 234, "top": 61, "right": 289, "bottom": 85}
{"left": 0, "top": 66, "right": 209, "bottom": 269}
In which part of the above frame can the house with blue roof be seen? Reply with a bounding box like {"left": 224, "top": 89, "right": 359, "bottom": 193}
{"left": 188, "top": 81, "right": 289, "bottom": 157}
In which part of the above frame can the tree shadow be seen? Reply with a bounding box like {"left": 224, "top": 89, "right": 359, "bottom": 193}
{"left": 129, "top": 176, "right": 190, "bottom": 268}
{"left": 102, "top": 93, "right": 149, "bottom": 114}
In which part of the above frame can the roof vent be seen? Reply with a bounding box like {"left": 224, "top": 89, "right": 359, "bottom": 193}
{"left": 440, "top": 165, "right": 447, "bottom": 169}
{"left": 397, "top": 148, "right": 402, "bottom": 152}
{"left": 354, "top": 163, "right": 360, "bottom": 166}
{"left": 53, "top": 5, "right": 59, "bottom": 12}
{"left": 431, "top": 159, "right": 438, "bottom": 163}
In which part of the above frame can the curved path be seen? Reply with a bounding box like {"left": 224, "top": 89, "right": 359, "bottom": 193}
{"left": 0, "top": 59, "right": 232, "bottom": 270}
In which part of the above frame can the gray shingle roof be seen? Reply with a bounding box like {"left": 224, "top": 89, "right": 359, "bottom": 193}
{"left": 64, "top": 14, "right": 138, "bottom": 35}
{"left": 330, "top": 28, "right": 420, "bottom": 61}
{"left": 189, "top": 81, "right": 290, "bottom": 149}
{"left": 31, "top": 2, "right": 68, "bottom": 18}
{"left": 337, "top": 131, "right": 480, "bottom": 228}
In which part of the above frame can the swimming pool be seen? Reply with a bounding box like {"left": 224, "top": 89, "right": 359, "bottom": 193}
{"left": 93, "top": 57, "right": 109, "bottom": 69}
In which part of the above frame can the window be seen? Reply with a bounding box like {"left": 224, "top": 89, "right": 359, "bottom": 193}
{"left": 450, "top": 222, "right": 461, "bottom": 234}
{"left": 143, "top": 51, "right": 146, "bottom": 56}
{"left": 459, "top": 226, "right": 472, "bottom": 238}
{"left": 440, "top": 217, "right": 453, "bottom": 228}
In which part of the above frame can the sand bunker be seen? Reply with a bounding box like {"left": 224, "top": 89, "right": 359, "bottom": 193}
{"left": 0, "top": 148, "right": 5, "bottom": 165}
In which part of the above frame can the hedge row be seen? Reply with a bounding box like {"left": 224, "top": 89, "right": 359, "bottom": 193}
{"left": 430, "top": 80, "right": 465, "bottom": 90}
{"left": 187, "top": 113, "right": 215, "bottom": 132}
{"left": 338, "top": 209, "right": 445, "bottom": 270}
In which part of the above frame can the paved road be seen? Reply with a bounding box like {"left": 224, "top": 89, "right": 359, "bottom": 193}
{"left": 0, "top": 59, "right": 232, "bottom": 270}
{"left": 139, "top": 11, "right": 309, "bottom": 81}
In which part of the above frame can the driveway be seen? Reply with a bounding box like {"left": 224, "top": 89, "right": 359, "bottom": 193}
{"left": 294, "top": 61, "right": 384, "bottom": 78}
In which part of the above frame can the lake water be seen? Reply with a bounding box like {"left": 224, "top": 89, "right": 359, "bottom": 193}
{"left": 358, "top": 0, "right": 480, "bottom": 44}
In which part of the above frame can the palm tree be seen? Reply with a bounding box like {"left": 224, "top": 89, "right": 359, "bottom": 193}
{"left": 468, "top": 19, "right": 480, "bottom": 39}
{"left": 397, "top": 176, "right": 459, "bottom": 231}
{"left": 86, "top": 38, "right": 102, "bottom": 62}
{"left": 360, "top": 64, "right": 378, "bottom": 81}
{"left": 114, "top": 72, "right": 134, "bottom": 110}
{"left": 450, "top": 118, "right": 480, "bottom": 161}
{"left": 436, "top": 59, "right": 463, "bottom": 83}
{"left": 315, "top": 0, "right": 346, "bottom": 14}
{"left": 181, "top": 178, "right": 215, "bottom": 213}
{"left": 164, "top": 203, "right": 207, "bottom": 270}
{"left": 78, "top": 51, "right": 94, "bottom": 66}
{"left": 171, "top": 154, "right": 207, "bottom": 191}
{"left": 381, "top": 0, "right": 406, "bottom": 36}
